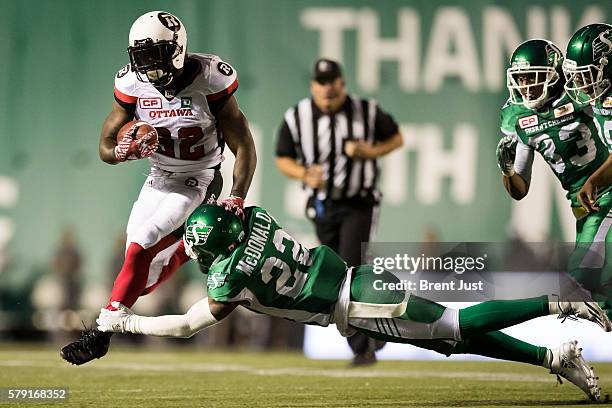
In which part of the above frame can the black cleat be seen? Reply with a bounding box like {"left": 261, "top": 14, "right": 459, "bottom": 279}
{"left": 60, "top": 329, "right": 111, "bottom": 366}
{"left": 349, "top": 350, "right": 377, "bottom": 367}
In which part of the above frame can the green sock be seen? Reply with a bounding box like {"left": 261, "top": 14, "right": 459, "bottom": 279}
{"left": 459, "top": 295, "right": 549, "bottom": 337}
{"left": 455, "top": 331, "right": 548, "bottom": 366}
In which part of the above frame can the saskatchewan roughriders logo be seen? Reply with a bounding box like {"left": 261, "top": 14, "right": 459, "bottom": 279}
{"left": 208, "top": 271, "right": 229, "bottom": 289}
{"left": 185, "top": 223, "right": 213, "bottom": 246}
{"left": 593, "top": 29, "right": 612, "bottom": 59}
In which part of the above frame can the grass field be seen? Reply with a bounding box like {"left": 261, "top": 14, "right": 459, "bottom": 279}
{"left": 1, "top": 345, "right": 611, "bottom": 408}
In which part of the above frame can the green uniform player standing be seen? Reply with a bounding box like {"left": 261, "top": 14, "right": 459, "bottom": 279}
{"left": 562, "top": 26, "right": 612, "bottom": 315}
{"left": 97, "top": 204, "right": 611, "bottom": 401}
{"left": 496, "top": 39, "right": 612, "bottom": 315}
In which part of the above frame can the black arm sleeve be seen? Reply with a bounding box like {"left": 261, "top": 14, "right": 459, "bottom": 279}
{"left": 275, "top": 120, "right": 298, "bottom": 158}
{"left": 373, "top": 105, "right": 399, "bottom": 142}
{"left": 209, "top": 93, "right": 234, "bottom": 119}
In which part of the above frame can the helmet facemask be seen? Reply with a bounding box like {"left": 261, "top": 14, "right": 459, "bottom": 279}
{"left": 507, "top": 64, "right": 559, "bottom": 110}
{"left": 563, "top": 58, "right": 611, "bottom": 104}
{"left": 128, "top": 39, "right": 182, "bottom": 86}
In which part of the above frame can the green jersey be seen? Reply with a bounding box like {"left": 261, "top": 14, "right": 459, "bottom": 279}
{"left": 207, "top": 207, "right": 348, "bottom": 326}
{"left": 500, "top": 93, "right": 607, "bottom": 205}
{"left": 591, "top": 91, "right": 612, "bottom": 152}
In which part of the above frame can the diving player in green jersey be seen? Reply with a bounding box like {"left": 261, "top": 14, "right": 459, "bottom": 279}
{"left": 562, "top": 24, "right": 612, "bottom": 213}
{"left": 97, "top": 204, "right": 611, "bottom": 401}
{"left": 497, "top": 39, "right": 612, "bottom": 318}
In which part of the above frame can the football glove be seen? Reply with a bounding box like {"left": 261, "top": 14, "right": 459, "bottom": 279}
{"left": 219, "top": 195, "right": 245, "bottom": 220}
{"left": 496, "top": 135, "right": 517, "bottom": 176}
{"left": 136, "top": 130, "right": 159, "bottom": 158}
{"left": 114, "top": 124, "right": 158, "bottom": 162}
{"left": 96, "top": 302, "right": 135, "bottom": 333}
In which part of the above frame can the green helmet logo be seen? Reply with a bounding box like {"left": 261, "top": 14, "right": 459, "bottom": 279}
{"left": 563, "top": 23, "right": 612, "bottom": 104}
{"left": 183, "top": 204, "right": 245, "bottom": 273}
{"left": 506, "top": 39, "right": 564, "bottom": 110}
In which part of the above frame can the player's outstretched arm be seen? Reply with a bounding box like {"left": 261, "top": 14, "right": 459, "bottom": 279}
{"left": 97, "top": 298, "right": 237, "bottom": 338}
{"left": 217, "top": 96, "right": 257, "bottom": 199}
{"left": 98, "top": 101, "right": 134, "bottom": 164}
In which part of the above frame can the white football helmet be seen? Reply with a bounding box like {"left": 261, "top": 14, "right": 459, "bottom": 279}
{"left": 128, "top": 11, "right": 187, "bottom": 86}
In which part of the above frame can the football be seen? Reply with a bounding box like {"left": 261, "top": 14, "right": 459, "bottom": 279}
{"left": 116, "top": 120, "right": 158, "bottom": 145}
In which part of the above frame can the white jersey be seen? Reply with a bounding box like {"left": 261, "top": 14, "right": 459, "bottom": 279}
{"left": 113, "top": 53, "right": 238, "bottom": 172}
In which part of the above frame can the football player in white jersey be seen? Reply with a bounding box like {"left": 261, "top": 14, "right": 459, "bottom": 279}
{"left": 60, "top": 10, "right": 257, "bottom": 365}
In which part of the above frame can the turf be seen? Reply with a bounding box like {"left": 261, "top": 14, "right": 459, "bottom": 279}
{"left": 0, "top": 344, "right": 611, "bottom": 408}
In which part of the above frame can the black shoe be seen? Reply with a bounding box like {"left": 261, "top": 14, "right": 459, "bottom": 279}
{"left": 60, "top": 329, "right": 111, "bottom": 366}
{"left": 349, "top": 350, "right": 377, "bottom": 367}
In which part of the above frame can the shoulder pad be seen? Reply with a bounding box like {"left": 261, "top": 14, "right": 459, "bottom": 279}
{"left": 114, "top": 64, "right": 137, "bottom": 104}
{"left": 205, "top": 55, "right": 238, "bottom": 101}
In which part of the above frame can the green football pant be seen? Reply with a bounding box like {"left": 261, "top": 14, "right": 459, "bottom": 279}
{"left": 348, "top": 267, "right": 549, "bottom": 366}
{"left": 570, "top": 197, "right": 612, "bottom": 316}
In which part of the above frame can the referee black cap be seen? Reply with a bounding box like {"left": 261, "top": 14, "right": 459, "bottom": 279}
{"left": 312, "top": 58, "right": 343, "bottom": 84}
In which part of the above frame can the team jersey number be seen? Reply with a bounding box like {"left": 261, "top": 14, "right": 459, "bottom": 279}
{"left": 530, "top": 122, "right": 596, "bottom": 173}
{"left": 155, "top": 127, "right": 206, "bottom": 160}
{"left": 593, "top": 119, "right": 612, "bottom": 151}
{"left": 260, "top": 229, "right": 311, "bottom": 299}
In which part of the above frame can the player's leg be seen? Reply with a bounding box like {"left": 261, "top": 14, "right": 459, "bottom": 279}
{"left": 60, "top": 175, "right": 166, "bottom": 365}
{"left": 61, "top": 170, "right": 214, "bottom": 365}
{"left": 354, "top": 326, "right": 599, "bottom": 400}
{"left": 349, "top": 276, "right": 601, "bottom": 400}
{"left": 350, "top": 267, "right": 610, "bottom": 336}
{"left": 570, "top": 199, "right": 612, "bottom": 319}
{"left": 339, "top": 201, "right": 386, "bottom": 366}
{"left": 140, "top": 169, "right": 223, "bottom": 296}
{"left": 109, "top": 170, "right": 214, "bottom": 309}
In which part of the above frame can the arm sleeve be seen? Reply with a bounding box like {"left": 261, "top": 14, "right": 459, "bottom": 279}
{"left": 275, "top": 120, "right": 298, "bottom": 158}
{"left": 209, "top": 94, "right": 232, "bottom": 118}
{"left": 128, "top": 297, "right": 219, "bottom": 338}
{"left": 514, "top": 141, "right": 535, "bottom": 186}
{"left": 373, "top": 105, "right": 400, "bottom": 142}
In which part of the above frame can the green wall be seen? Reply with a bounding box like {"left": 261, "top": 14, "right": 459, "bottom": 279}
{"left": 0, "top": 0, "right": 610, "bottom": 286}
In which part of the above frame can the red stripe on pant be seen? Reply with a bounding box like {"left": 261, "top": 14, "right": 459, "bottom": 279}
{"left": 106, "top": 236, "right": 189, "bottom": 310}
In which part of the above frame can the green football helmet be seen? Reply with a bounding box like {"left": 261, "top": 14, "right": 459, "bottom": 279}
{"left": 183, "top": 204, "right": 245, "bottom": 273}
{"left": 563, "top": 23, "right": 612, "bottom": 104}
{"left": 506, "top": 39, "right": 564, "bottom": 109}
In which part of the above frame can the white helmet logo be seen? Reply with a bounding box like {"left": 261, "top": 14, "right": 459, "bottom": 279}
{"left": 158, "top": 12, "right": 181, "bottom": 31}
{"left": 593, "top": 29, "right": 612, "bottom": 60}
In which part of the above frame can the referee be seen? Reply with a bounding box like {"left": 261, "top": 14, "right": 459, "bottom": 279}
{"left": 275, "top": 58, "right": 403, "bottom": 365}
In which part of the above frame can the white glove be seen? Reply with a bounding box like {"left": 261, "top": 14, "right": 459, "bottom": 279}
{"left": 96, "top": 301, "right": 135, "bottom": 333}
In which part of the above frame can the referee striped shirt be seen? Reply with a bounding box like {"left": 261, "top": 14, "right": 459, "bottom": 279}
{"left": 276, "top": 95, "right": 399, "bottom": 201}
